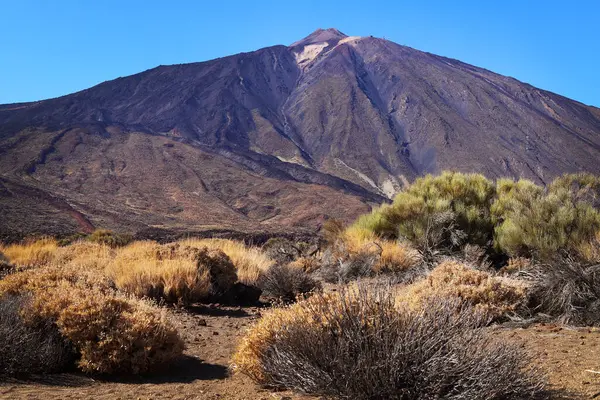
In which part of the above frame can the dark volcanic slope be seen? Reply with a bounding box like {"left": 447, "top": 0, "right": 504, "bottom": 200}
{"left": 1, "top": 28, "right": 599, "bottom": 237}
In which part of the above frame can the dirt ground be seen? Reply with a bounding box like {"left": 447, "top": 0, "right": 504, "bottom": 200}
{"left": 2, "top": 304, "right": 600, "bottom": 399}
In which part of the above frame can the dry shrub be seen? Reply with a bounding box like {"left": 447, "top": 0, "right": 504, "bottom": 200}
{"left": 232, "top": 286, "right": 547, "bottom": 399}
{"left": 0, "top": 294, "right": 74, "bottom": 377}
{"left": 289, "top": 257, "right": 321, "bottom": 274}
{"left": 461, "top": 243, "right": 491, "bottom": 270}
{"left": 0, "top": 265, "right": 184, "bottom": 374}
{"left": 319, "top": 244, "right": 377, "bottom": 283}
{"left": 0, "top": 253, "right": 13, "bottom": 279}
{"left": 258, "top": 263, "right": 321, "bottom": 303}
{"left": 262, "top": 237, "right": 304, "bottom": 264}
{"left": 321, "top": 218, "right": 346, "bottom": 245}
{"left": 53, "top": 241, "right": 115, "bottom": 271}
{"left": 0, "top": 238, "right": 58, "bottom": 268}
{"left": 108, "top": 241, "right": 236, "bottom": 304}
{"left": 400, "top": 261, "right": 527, "bottom": 321}
{"left": 526, "top": 256, "right": 600, "bottom": 325}
{"left": 321, "top": 231, "right": 421, "bottom": 282}
{"left": 501, "top": 257, "right": 533, "bottom": 274}
{"left": 373, "top": 240, "right": 422, "bottom": 273}
{"left": 577, "top": 231, "right": 600, "bottom": 264}
{"left": 196, "top": 246, "right": 238, "bottom": 297}
{"left": 178, "top": 238, "right": 273, "bottom": 286}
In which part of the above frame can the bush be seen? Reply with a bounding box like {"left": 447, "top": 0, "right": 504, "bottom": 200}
{"left": 0, "top": 294, "right": 74, "bottom": 377}
{"left": 321, "top": 218, "right": 346, "bottom": 245}
{"left": 196, "top": 247, "right": 238, "bottom": 298}
{"left": 232, "top": 286, "right": 547, "bottom": 399}
{"left": 346, "top": 172, "right": 600, "bottom": 265}
{"left": 399, "top": 261, "right": 527, "bottom": 321}
{"left": 0, "top": 252, "right": 13, "bottom": 279}
{"left": 53, "top": 241, "right": 114, "bottom": 271}
{"left": 525, "top": 256, "right": 600, "bottom": 325}
{"left": 262, "top": 237, "right": 303, "bottom": 264}
{"left": 492, "top": 178, "right": 600, "bottom": 260}
{"left": 108, "top": 242, "right": 237, "bottom": 304}
{"left": 178, "top": 238, "right": 273, "bottom": 286}
{"left": 318, "top": 244, "right": 377, "bottom": 283}
{"left": 353, "top": 172, "right": 495, "bottom": 249}
{"left": 87, "top": 229, "right": 132, "bottom": 248}
{"left": 0, "top": 266, "right": 184, "bottom": 374}
{"left": 258, "top": 263, "right": 321, "bottom": 302}
{"left": 319, "top": 231, "right": 422, "bottom": 283}
{"left": 289, "top": 256, "right": 321, "bottom": 274}
{"left": 0, "top": 238, "right": 58, "bottom": 268}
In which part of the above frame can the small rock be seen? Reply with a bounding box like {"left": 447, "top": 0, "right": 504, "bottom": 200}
{"left": 198, "top": 319, "right": 207, "bottom": 326}
{"left": 213, "top": 331, "right": 219, "bottom": 335}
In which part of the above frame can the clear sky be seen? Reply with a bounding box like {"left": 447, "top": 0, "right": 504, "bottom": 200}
{"left": 1, "top": 0, "right": 598, "bottom": 106}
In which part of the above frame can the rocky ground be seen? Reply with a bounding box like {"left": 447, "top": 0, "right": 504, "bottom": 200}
{"left": 1, "top": 304, "right": 600, "bottom": 399}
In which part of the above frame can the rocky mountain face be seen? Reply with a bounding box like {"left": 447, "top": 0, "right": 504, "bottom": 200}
{"left": 1, "top": 28, "right": 599, "bottom": 239}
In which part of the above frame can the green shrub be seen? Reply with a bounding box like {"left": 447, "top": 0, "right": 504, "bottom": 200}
{"left": 349, "top": 172, "right": 496, "bottom": 252}
{"left": 88, "top": 229, "right": 133, "bottom": 248}
{"left": 347, "top": 172, "right": 600, "bottom": 263}
{"left": 492, "top": 178, "right": 600, "bottom": 259}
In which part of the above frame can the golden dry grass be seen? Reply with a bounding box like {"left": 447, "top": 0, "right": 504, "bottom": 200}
{"left": 0, "top": 264, "right": 183, "bottom": 374}
{"left": 177, "top": 238, "right": 273, "bottom": 285}
{"left": 0, "top": 238, "right": 59, "bottom": 268}
{"left": 106, "top": 241, "right": 212, "bottom": 303}
{"left": 398, "top": 261, "right": 527, "bottom": 320}
{"left": 53, "top": 240, "right": 114, "bottom": 271}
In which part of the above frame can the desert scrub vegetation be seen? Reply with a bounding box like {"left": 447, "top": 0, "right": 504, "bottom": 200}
{"left": 352, "top": 172, "right": 496, "bottom": 248}
{"left": 0, "top": 265, "right": 184, "bottom": 374}
{"left": 258, "top": 263, "right": 321, "bottom": 302}
{"left": 53, "top": 240, "right": 114, "bottom": 271}
{"left": 0, "top": 236, "right": 275, "bottom": 306}
{"left": 0, "top": 237, "right": 58, "bottom": 268}
{"left": 86, "top": 229, "right": 133, "bottom": 247}
{"left": 1, "top": 294, "right": 75, "bottom": 377}
{"left": 346, "top": 172, "right": 600, "bottom": 262}
{"left": 398, "top": 261, "right": 528, "bottom": 321}
{"left": 510, "top": 255, "right": 600, "bottom": 326}
{"left": 232, "top": 285, "right": 547, "bottom": 399}
{"left": 177, "top": 238, "right": 273, "bottom": 286}
{"left": 492, "top": 176, "right": 600, "bottom": 259}
{"left": 106, "top": 241, "right": 237, "bottom": 304}
{"left": 318, "top": 229, "right": 422, "bottom": 283}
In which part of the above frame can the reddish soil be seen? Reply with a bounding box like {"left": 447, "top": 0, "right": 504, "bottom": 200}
{"left": 494, "top": 324, "right": 600, "bottom": 399}
{"left": 1, "top": 306, "right": 599, "bottom": 399}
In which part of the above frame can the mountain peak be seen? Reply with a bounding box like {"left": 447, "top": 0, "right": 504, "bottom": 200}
{"left": 290, "top": 28, "right": 348, "bottom": 48}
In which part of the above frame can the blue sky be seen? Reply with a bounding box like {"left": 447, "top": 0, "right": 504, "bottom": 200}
{"left": 1, "top": 0, "right": 598, "bottom": 106}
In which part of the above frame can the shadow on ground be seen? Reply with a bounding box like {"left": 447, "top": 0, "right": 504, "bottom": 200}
{"left": 0, "top": 356, "right": 228, "bottom": 388}
{"left": 185, "top": 304, "right": 251, "bottom": 318}
{"left": 100, "top": 355, "right": 228, "bottom": 384}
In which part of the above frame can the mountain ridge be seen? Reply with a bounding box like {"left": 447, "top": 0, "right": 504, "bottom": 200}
{"left": 1, "top": 28, "right": 599, "bottom": 239}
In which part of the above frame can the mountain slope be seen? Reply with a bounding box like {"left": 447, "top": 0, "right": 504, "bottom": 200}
{"left": 1, "top": 28, "right": 599, "bottom": 238}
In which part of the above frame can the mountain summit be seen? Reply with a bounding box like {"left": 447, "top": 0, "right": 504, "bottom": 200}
{"left": 290, "top": 28, "right": 348, "bottom": 47}
{"left": 1, "top": 30, "right": 599, "bottom": 239}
